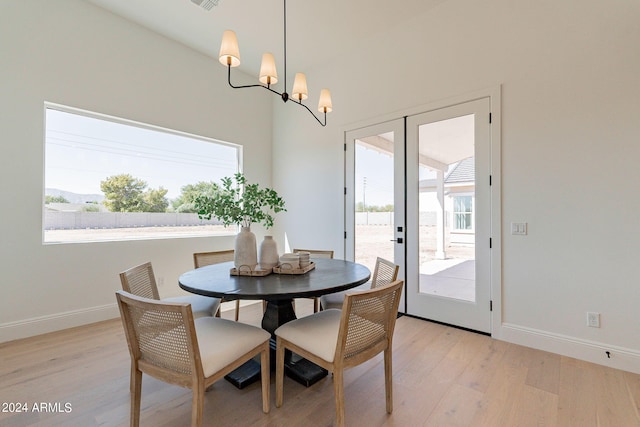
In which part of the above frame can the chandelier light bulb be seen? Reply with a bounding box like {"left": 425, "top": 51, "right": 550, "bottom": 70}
{"left": 318, "top": 89, "right": 332, "bottom": 113}
{"left": 219, "top": 30, "right": 241, "bottom": 67}
{"left": 259, "top": 53, "right": 278, "bottom": 85}
{"left": 292, "top": 73, "right": 308, "bottom": 101}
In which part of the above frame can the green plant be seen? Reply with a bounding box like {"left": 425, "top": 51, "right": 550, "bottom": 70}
{"left": 194, "top": 173, "right": 286, "bottom": 229}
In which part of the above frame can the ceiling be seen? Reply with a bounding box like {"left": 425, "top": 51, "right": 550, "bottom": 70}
{"left": 85, "top": 0, "right": 445, "bottom": 79}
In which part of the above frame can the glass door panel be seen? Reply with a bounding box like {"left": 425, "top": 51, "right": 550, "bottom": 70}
{"left": 345, "top": 120, "right": 405, "bottom": 296}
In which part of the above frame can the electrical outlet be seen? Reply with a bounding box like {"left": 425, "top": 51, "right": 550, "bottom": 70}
{"left": 157, "top": 276, "right": 165, "bottom": 286}
{"left": 587, "top": 312, "right": 600, "bottom": 328}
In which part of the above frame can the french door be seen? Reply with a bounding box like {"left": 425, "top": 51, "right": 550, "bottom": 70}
{"left": 346, "top": 97, "right": 493, "bottom": 333}
{"left": 345, "top": 119, "right": 406, "bottom": 293}
{"left": 406, "top": 98, "right": 492, "bottom": 333}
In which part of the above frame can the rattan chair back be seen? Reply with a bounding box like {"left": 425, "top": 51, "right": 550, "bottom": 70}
{"left": 116, "top": 290, "right": 199, "bottom": 381}
{"left": 119, "top": 262, "right": 160, "bottom": 300}
{"left": 193, "top": 249, "right": 234, "bottom": 268}
{"left": 293, "top": 248, "right": 334, "bottom": 259}
{"left": 371, "top": 257, "right": 400, "bottom": 289}
{"left": 337, "top": 280, "right": 403, "bottom": 366}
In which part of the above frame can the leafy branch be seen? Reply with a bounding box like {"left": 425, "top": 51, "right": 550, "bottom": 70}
{"left": 194, "top": 173, "right": 286, "bottom": 229}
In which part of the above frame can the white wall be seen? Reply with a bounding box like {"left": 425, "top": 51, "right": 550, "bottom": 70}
{"left": 272, "top": 0, "right": 640, "bottom": 372}
{"left": 0, "top": 1, "right": 273, "bottom": 340}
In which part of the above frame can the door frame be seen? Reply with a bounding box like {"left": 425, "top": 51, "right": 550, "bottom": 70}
{"left": 343, "top": 86, "right": 502, "bottom": 336}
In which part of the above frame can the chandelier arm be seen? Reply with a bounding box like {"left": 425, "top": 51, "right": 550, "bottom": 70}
{"left": 227, "top": 65, "right": 264, "bottom": 90}
{"left": 293, "top": 100, "right": 327, "bottom": 127}
{"left": 227, "top": 65, "right": 290, "bottom": 100}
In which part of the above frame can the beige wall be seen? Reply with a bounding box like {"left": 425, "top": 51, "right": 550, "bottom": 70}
{"left": 0, "top": 1, "right": 273, "bottom": 340}
{"left": 272, "top": 0, "right": 640, "bottom": 373}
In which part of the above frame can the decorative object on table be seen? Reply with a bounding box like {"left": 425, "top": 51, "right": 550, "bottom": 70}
{"left": 272, "top": 262, "right": 315, "bottom": 275}
{"left": 194, "top": 173, "right": 286, "bottom": 270}
{"left": 259, "top": 235, "right": 279, "bottom": 269}
{"left": 235, "top": 226, "right": 258, "bottom": 269}
{"left": 297, "top": 251, "right": 310, "bottom": 268}
{"left": 278, "top": 253, "right": 300, "bottom": 270}
{"left": 273, "top": 253, "right": 315, "bottom": 275}
{"left": 229, "top": 266, "right": 273, "bottom": 276}
{"left": 217, "top": 0, "right": 333, "bottom": 127}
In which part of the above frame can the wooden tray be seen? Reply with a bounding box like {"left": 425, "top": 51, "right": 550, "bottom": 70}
{"left": 273, "top": 262, "right": 315, "bottom": 275}
{"left": 230, "top": 266, "right": 273, "bottom": 276}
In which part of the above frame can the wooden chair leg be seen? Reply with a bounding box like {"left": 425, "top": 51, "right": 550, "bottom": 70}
{"left": 333, "top": 368, "right": 345, "bottom": 427}
{"left": 384, "top": 347, "right": 393, "bottom": 414}
{"left": 129, "top": 361, "right": 137, "bottom": 394}
{"left": 234, "top": 300, "right": 240, "bottom": 321}
{"left": 191, "top": 382, "right": 205, "bottom": 427}
{"left": 130, "top": 368, "right": 142, "bottom": 427}
{"left": 275, "top": 337, "right": 285, "bottom": 408}
{"left": 313, "top": 297, "right": 319, "bottom": 313}
{"left": 261, "top": 343, "right": 271, "bottom": 413}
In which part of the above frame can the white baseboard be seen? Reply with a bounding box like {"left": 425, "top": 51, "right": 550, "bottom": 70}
{"left": 500, "top": 323, "right": 640, "bottom": 375}
{"left": 0, "top": 303, "right": 120, "bottom": 343}
{"left": 0, "top": 300, "right": 263, "bottom": 343}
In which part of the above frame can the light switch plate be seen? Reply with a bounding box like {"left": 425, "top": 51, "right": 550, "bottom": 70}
{"left": 511, "top": 222, "right": 528, "bottom": 235}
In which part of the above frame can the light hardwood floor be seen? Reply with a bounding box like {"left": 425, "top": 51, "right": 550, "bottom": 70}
{"left": 1, "top": 301, "right": 639, "bottom": 427}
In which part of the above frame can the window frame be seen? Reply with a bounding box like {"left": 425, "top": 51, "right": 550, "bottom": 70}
{"left": 452, "top": 194, "right": 474, "bottom": 232}
{"left": 43, "top": 102, "right": 243, "bottom": 244}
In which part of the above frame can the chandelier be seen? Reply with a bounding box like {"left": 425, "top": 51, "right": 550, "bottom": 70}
{"left": 218, "top": 0, "right": 332, "bottom": 126}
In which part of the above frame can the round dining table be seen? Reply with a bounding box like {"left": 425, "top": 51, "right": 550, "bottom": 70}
{"left": 178, "top": 257, "right": 371, "bottom": 387}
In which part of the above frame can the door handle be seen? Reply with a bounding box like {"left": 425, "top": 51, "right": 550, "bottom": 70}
{"left": 390, "top": 237, "right": 403, "bottom": 244}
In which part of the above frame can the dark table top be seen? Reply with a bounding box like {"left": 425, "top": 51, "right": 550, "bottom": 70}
{"left": 178, "top": 258, "right": 371, "bottom": 301}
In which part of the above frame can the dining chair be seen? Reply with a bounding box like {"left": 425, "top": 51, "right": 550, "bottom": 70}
{"left": 292, "top": 248, "right": 334, "bottom": 313}
{"left": 319, "top": 256, "right": 399, "bottom": 311}
{"left": 119, "top": 262, "right": 220, "bottom": 319}
{"left": 116, "top": 290, "right": 270, "bottom": 427}
{"left": 275, "top": 280, "right": 404, "bottom": 427}
{"left": 193, "top": 250, "right": 241, "bottom": 321}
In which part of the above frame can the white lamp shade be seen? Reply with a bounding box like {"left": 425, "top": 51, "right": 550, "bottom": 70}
{"left": 317, "top": 89, "right": 332, "bottom": 113}
{"left": 259, "top": 53, "right": 278, "bottom": 85}
{"left": 292, "top": 73, "right": 308, "bottom": 101}
{"left": 218, "top": 30, "right": 241, "bottom": 67}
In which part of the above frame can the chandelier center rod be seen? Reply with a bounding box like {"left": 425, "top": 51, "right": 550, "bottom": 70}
{"left": 282, "top": 0, "right": 288, "bottom": 102}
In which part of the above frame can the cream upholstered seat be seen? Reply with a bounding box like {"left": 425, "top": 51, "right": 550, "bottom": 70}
{"left": 292, "top": 248, "right": 334, "bottom": 313}
{"left": 319, "top": 256, "right": 399, "bottom": 310}
{"left": 193, "top": 250, "right": 242, "bottom": 321}
{"left": 119, "top": 262, "right": 220, "bottom": 319}
{"left": 116, "top": 291, "right": 270, "bottom": 427}
{"left": 275, "top": 280, "right": 403, "bottom": 427}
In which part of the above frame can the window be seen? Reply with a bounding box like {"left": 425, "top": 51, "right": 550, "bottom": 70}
{"left": 452, "top": 195, "right": 473, "bottom": 231}
{"left": 44, "top": 104, "right": 241, "bottom": 243}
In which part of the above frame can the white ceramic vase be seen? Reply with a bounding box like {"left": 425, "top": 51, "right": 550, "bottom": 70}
{"left": 259, "top": 236, "right": 279, "bottom": 270}
{"left": 234, "top": 226, "right": 258, "bottom": 270}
